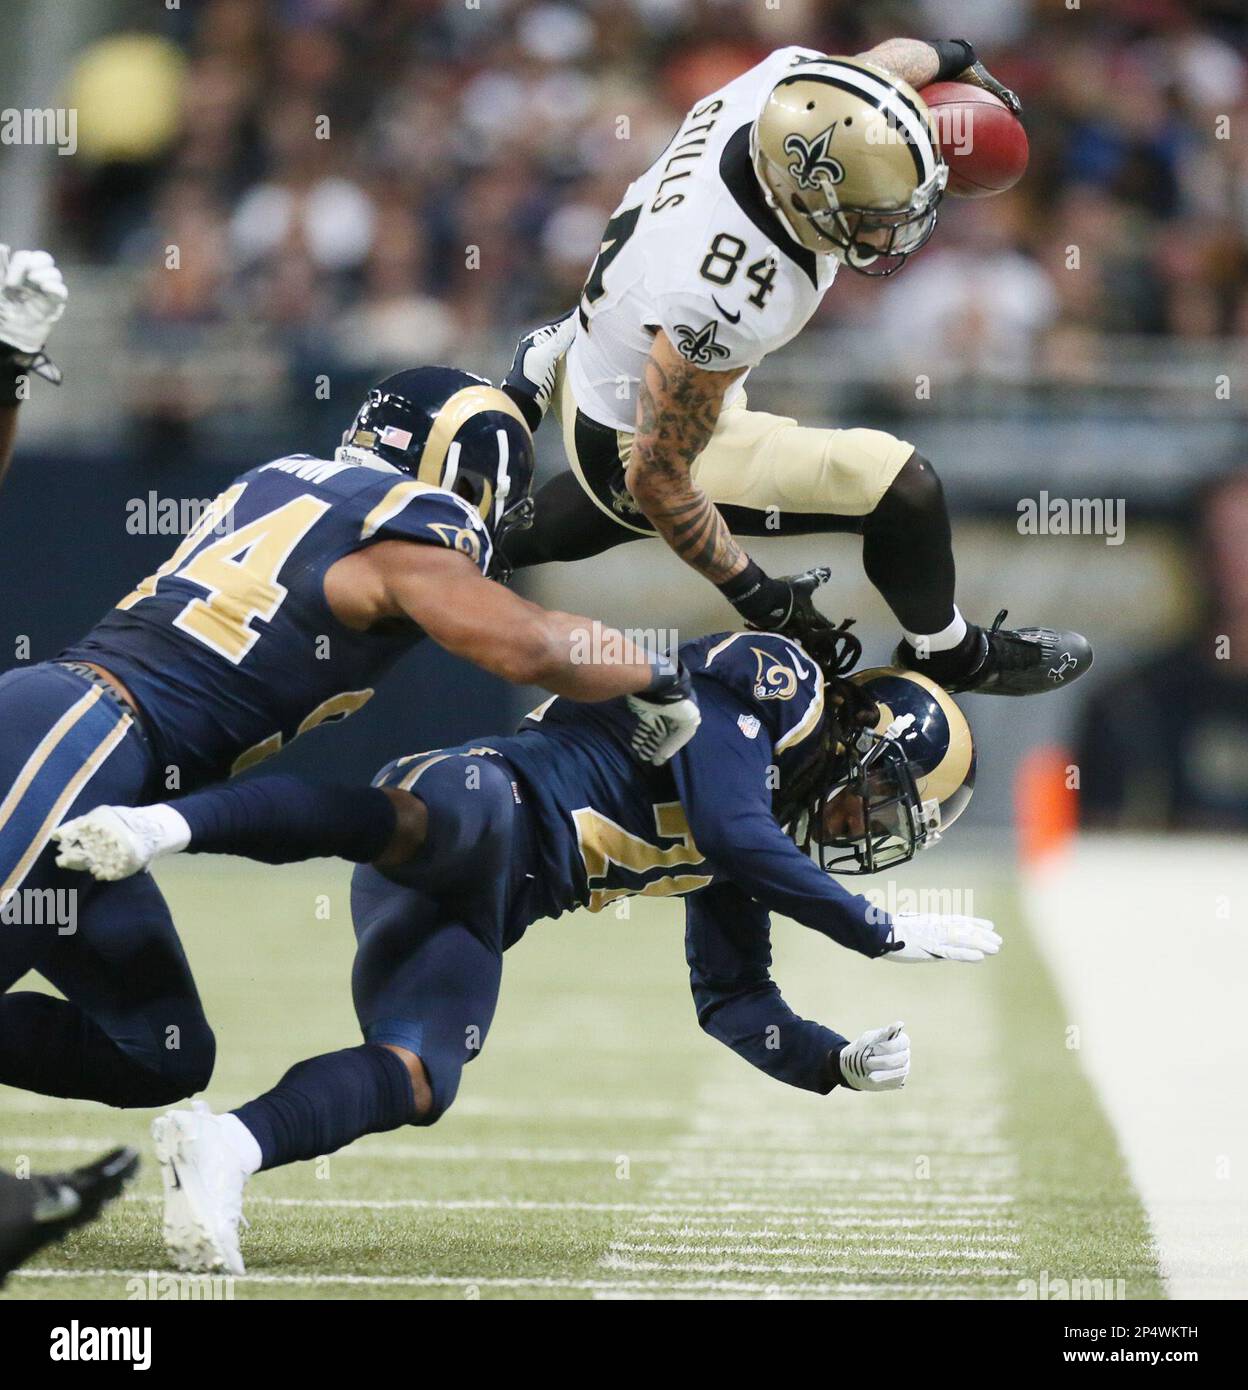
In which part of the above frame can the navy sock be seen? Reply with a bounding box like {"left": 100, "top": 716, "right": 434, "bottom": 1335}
{"left": 174, "top": 776, "right": 397, "bottom": 865}
{"left": 233, "top": 1043, "right": 416, "bottom": 1170}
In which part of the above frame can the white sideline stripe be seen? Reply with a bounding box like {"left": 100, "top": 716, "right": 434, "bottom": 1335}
{"left": 1023, "top": 838, "right": 1248, "bottom": 1300}
{"left": 119, "top": 1192, "right": 1016, "bottom": 1220}
{"left": 9, "top": 1267, "right": 999, "bottom": 1296}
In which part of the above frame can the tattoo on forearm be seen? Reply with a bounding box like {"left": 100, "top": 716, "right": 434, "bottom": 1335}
{"left": 632, "top": 355, "right": 746, "bottom": 584}
{"left": 856, "top": 37, "right": 939, "bottom": 89}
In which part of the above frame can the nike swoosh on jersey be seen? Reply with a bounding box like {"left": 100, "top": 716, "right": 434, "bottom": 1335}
{"left": 712, "top": 296, "right": 741, "bottom": 323}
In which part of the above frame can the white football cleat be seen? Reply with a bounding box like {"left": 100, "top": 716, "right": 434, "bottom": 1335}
{"left": 151, "top": 1102, "right": 248, "bottom": 1276}
{"left": 52, "top": 804, "right": 190, "bottom": 881}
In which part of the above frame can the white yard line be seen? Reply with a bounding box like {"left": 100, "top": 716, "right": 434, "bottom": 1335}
{"left": 0, "top": 1135, "right": 1014, "bottom": 1170}
{"left": 595, "top": 1026, "right": 1021, "bottom": 1299}
{"left": 1024, "top": 837, "right": 1248, "bottom": 1300}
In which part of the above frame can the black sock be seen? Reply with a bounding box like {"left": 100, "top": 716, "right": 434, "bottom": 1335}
{"left": 501, "top": 468, "right": 637, "bottom": 568}
{"left": 899, "top": 625, "right": 985, "bottom": 680}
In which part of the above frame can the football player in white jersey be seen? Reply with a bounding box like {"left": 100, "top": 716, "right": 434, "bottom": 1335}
{"left": 502, "top": 37, "right": 1092, "bottom": 698}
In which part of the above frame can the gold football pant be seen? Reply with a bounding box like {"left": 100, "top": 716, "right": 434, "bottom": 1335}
{"left": 553, "top": 359, "right": 915, "bottom": 540}
{"left": 504, "top": 360, "right": 959, "bottom": 638}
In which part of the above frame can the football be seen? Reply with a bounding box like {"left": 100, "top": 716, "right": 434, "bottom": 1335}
{"left": 921, "top": 81, "right": 1030, "bottom": 197}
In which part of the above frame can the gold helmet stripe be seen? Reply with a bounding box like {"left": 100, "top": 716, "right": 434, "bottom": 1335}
{"left": 416, "top": 385, "right": 529, "bottom": 504}
{"left": 852, "top": 666, "right": 973, "bottom": 803}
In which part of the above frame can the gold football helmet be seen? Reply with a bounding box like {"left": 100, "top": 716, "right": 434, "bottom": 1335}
{"left": 750, "top": 57, "right": 947, "bottom": 275}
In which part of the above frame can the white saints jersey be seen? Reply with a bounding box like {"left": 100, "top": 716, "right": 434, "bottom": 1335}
{"left": 568, "top": 46, "right": 839, "bottom": 433}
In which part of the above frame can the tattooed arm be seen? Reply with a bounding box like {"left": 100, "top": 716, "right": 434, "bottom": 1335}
{"left": 856, "top": 37, "right": 1022, "bottom": 114}
{"left": 854, "top": 38, "right": 939, "bottom": 88}
{"left": 626, "top": 329, "right": 749, "bottom": 586}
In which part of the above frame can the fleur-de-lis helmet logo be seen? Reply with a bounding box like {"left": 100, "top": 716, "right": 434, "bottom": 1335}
{"left": 673, "top": 320, "right": 731, "bottom": 366}
{"left": 783, "top": 122, "right": 845, "bottom": 192}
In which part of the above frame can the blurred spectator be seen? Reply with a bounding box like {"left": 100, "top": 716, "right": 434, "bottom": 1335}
{"left": 1076, "top": 470, "right": 1248, "bottom": 831}
{"left": 38, "top": 0, "right": 1245, "bottom": 420}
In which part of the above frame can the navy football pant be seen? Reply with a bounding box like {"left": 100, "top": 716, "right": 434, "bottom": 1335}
{"left": 351, "top": 751, "right": 521, "bottom": 1120}
{"left": 0, "top": 664, "right": 215, "bottom": 1107}
{"left": 233, "top": 750, "right": 524, "bottom": 1167}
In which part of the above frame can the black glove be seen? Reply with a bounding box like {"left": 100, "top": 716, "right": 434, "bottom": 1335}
{"left": 928, "top": 39, "right": 1022, "bottom": 116}
{"left": 717, "top": 559, "right": 834, "bottom": 635}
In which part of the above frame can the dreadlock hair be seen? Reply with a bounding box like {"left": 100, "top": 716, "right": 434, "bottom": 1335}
{"left": 772, "top": 618, "right": 880, "bottom": 845}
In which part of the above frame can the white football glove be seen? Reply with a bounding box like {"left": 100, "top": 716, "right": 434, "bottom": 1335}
{"left": 0, "top": 246, "right": 68, "bottom": 356}
{"left": 503, "top": 309, "right": 575, "bottom": 422}
{"left": 884, "top": 912, "right": 1002, "bottom": 963}
{"left": 625, "top": 660, "right": 701, "bottom": 766}
{"left": 837, "top": 1021, "right": 910, "bottom": 1091}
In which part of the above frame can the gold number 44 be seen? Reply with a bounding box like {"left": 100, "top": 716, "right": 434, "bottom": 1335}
{"left": 117, "top": 483, "right": 329, "bottom": 664}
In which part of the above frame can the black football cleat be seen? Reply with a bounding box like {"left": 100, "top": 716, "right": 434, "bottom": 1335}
{"left": 0, "top": 1146, "right": 139, "bottom": 1281}
{"left": 894, "top": 610, "right": 1093, "bottom": 697}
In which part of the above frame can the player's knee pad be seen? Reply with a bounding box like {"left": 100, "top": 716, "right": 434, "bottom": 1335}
{"left": 867, "top": 450, "right": 946, "bottom": 531}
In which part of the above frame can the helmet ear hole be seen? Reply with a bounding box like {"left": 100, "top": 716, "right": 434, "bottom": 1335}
{"left": 453, "top": 472, "right": 486, "bottom": 512}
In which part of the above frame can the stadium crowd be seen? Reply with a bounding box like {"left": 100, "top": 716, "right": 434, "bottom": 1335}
{"left": 51, "top": 0, "right": 1247, "bottom": 393}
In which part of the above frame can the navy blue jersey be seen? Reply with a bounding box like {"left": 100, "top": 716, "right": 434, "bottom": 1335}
{"left": 414, "top": 630, "right": 890, "bottom": 955}
{"left": 62, "top": 455, "right": 491, "bottom": 791}
{"left": 371, "top": 631, "right": 891, "bottom": 1095}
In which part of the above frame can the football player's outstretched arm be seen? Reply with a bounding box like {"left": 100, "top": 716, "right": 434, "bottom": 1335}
{"left": 355, "top": 536, "right": 694, "bottom": 711}
{"left": 685, "top": 883, "right": 911, "bottom": 1094}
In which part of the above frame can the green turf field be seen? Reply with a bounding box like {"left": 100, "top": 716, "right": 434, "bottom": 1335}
{"left": 1, "top": 851, "right": 1162, "bottom": 1300}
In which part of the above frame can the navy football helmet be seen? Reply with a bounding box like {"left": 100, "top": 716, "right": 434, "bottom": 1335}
{"left": 337, "top": 366, "right": 535, "bottom": 578}
{"left": 779, "top": 660, "right": 976, "bottom": 875}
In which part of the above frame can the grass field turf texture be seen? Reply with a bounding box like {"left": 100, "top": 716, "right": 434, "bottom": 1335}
{"left": 1, "top": 851, "right": 1162, "bottom": 1300}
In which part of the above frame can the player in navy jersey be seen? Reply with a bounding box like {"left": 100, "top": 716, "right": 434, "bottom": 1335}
{"left": 0, "top": 363, "right": 700, "bottom": 1116}
{"left": 57, "top": 625, "right": 997, "bottom": 1274}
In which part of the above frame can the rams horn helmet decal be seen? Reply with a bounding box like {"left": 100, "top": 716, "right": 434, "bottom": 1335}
{"left": 779, "top": 665, "right": 975, "bottom": 875}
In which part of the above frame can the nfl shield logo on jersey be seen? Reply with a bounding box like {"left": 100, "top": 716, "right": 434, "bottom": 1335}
{"left": 737, "top": 713, "right": 761, "bottom": 739}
